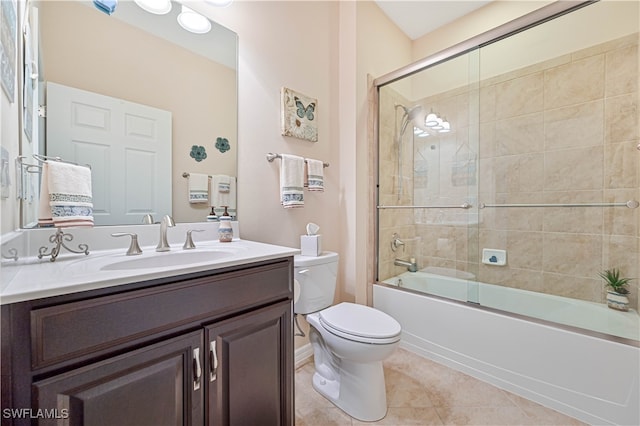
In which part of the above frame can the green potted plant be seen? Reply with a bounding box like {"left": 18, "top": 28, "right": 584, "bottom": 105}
{"left": 599, "top": 268, "right": 633, "bottom": 312}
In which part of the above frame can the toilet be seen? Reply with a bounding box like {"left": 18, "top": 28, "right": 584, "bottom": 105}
{"left": 294, "top": 252, "right": 401, "bottom": 422}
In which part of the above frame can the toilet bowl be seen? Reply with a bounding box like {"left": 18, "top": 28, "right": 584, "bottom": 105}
{"left": 306, "top": 302, "right": 401, "bottom": 421}
{"left": 294, "top": 253, "right": 401, "bottom": 421}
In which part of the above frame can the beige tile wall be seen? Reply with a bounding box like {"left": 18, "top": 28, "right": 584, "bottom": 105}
{"left": 378, "top": 34, "right": 639, "bottom": 311}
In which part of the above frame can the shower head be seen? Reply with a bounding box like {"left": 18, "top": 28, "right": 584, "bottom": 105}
{"left": 396, "top": 104, "right": 423, "bottom": 119}
{"left": 397, "top": 104, "right": 423, "bottom": 135}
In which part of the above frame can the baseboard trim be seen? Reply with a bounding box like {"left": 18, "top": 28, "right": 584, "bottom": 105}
{"left": 295, "top": 343, "right": 313, "bottom": 368}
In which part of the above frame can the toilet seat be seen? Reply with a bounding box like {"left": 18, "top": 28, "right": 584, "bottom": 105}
{"left": 319, "top": 303, "right": 401, "bottom": 344}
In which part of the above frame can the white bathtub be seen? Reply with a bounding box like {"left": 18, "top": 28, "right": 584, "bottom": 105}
{"left": 375, "top": 271, "right": 640, "bottom": 425}
{"left": 384, "top": 271, "right": 639, "bottom": 341}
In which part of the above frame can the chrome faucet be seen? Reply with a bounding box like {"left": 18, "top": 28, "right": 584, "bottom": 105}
{"left": 394, "top": 258, "right": 418, "bottom": 272}
{"left": 156, "top": 215, "right": 175, "bottom": 252}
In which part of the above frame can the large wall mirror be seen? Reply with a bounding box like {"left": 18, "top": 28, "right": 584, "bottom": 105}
{"left": 20, "top": 0, "right": 238, "bottom": 228}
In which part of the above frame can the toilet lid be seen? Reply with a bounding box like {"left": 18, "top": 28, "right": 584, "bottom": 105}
{"left": 319, "top": 303, "right": 401, "bottom": 344}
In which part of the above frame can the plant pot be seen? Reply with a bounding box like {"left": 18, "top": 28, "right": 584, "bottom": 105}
{"left": 606, "top": 291, "right": 629, "bottom": 312}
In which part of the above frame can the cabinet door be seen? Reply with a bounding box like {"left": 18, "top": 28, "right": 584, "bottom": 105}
{"left": 33, "top": 331, "right": 204, "bottom": 426}
{"left": 206, "top": 301, "right": 293, "bottom": 426}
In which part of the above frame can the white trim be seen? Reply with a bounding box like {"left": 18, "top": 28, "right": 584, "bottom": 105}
{"left": 295, "top": 343, "right": 313, "bottom": 369}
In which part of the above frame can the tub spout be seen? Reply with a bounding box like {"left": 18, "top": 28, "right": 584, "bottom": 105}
{"left": 395, "top": 258, "right": 417, "bottom": 272}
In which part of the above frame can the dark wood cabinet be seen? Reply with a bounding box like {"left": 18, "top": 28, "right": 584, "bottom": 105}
{"left": 206, "top": 302, "right": 291, "bottom": 426}
{"left": 1, "top": 257, "right": 294, "bottom": 426}
{"left": 33, "top": 331, "right": 204, "bottom": 426}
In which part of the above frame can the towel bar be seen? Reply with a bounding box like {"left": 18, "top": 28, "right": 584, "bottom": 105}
{"left": 266, "top": 153, "right": 329, "bottom": 168}
{"left": 32, "top": 153, "right": 91, "bottom": 169}
{"left": 182, "top": 172, "right": 212, "bottom": 179}
{"left": 479, "top": 200, "right": 639, "bottom": 209}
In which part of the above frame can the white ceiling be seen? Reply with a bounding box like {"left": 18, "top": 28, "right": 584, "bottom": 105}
{"left": 374, "top": 0, "right": 492, "bottom": 40}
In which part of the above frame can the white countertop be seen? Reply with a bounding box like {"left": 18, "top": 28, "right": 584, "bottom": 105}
{"left": 1, "top": 239, "right": 298, "bottom": 305}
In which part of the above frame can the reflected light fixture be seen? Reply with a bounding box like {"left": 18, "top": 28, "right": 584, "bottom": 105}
{"left": 439, "top": 119, "right": 451, "bottom": 133}
{"left": 134, "top": 0, "right": 171, "bottom": 14}
{"left": 424, "top": 111, "right": 439, "bottom": 127}
{"left": 431, "top": 117, "right": 444, "bottom": 130}
{"left": 177, "top": 5, "right": 212, "bottom": 34}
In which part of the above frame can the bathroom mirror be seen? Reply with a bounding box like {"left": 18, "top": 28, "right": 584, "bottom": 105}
{"left": 20, "top": 0, "right": 238, "bottom": 227}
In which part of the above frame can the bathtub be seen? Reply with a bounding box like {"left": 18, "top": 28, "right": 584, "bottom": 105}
{"left": 374, "top": 271, "right": 640, "bottom": 425}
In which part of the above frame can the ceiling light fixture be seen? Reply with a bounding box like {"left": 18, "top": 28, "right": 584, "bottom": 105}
{"left": 205, "top": 0, "right": 233, "bottom": 6}
{"left": 177, "top": 5, "right": 211, "bottom": 34}
{"left": 134, "top": 0, "right": 171, "bottom": 15}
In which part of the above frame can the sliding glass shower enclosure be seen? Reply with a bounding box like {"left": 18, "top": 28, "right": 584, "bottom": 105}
{"left": 375, "top": 0, "right": 639, "bottom": 342}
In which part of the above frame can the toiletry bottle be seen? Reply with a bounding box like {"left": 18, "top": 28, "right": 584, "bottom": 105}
{"left": 207, "top": 207, "right": 218, "bottom": 222}
{"left": 218, "top": 213, "right": 233, "bottom": 242}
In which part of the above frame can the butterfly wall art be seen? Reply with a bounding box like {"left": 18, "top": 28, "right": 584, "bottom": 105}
{"left": 281, "top": 87, "right": 318, "bottom": 142}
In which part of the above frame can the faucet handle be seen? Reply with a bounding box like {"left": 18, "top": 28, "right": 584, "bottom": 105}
{"left": 111, "top": 233, "right": 143, "bottom": 256}
{"left": 142, "top": 214, "right": 154, "bottom": 224}
{"left": 183, "top": 229, "right": 205, "bottom": 250}
{"left": 391, "top": 233, "right": 405, "bottom": 252}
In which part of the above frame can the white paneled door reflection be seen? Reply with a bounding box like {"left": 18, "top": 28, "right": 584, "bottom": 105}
{"left": 46, "top": 82, "right": 172, "bottom": 225}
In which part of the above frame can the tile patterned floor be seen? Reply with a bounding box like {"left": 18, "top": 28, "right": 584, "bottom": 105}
{"left": 295, "top": 348, "right": 587, "bottom": 425}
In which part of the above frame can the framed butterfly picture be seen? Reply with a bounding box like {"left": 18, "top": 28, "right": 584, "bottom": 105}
{"left": 280, "top": 87, "right": 318, "bottom": 142}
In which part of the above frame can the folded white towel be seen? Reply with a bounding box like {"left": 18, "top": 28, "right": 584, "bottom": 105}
{"left": 280, "top": 154, "right": 304, "bottom": 208}
{"left": 211, "top": 175, "right": 237, "bottom": 218}
{"left": 41, "top": 161, "right": 94, "bottom": 228}
{"left": 37, "top": 163, "right": 54, "bottom": 227}
{"left": 305, "top": 158, "right": 324, "bottom": 192}
{"left": 188, "top": 173, "right": 209, "bottom": 204}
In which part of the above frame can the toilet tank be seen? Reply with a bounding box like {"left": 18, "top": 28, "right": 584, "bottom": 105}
{"left": 293, "top": 251, "right": 339, "bottom": 314}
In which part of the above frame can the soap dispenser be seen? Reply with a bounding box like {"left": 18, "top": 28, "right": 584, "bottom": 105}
{"left": 218, "top": 207, "right": 233, "bottom": 242}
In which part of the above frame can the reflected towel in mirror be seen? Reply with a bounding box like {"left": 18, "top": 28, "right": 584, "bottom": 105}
{"left": 188, "top": 173, "right": 209, "bottom": 204}
{"left": 38, "top": 161, "right": 94, "bottom": 227}
{"left": 211, "top": 175, "right": 237, "bottom": 218}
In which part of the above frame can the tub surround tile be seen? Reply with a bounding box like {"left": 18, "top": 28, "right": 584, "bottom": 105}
{"left": 544, "top": 100, "right": 604, "bottom": 150}
{"left": 543, "top": 146, "right": 603, "bottom": 191}
{"left": 604, "top": 141, "right": 639, "bottom": 189}
{"left": 542, "top": 233, "right": 602, "bottom": 278}
{"left": 605, "top": 93, "right": 639, "bottom": 143}
{"left": 494, "top": 72, "right": 544, "bottom": 119}
{"left": 544, "top": 55, "right": 605, "bottom": 109}
{"left": 494, "top": 112, "right": 544, "bottom": 157}
{"left": 605, "top": 43, "right": 638, "bottom": 97}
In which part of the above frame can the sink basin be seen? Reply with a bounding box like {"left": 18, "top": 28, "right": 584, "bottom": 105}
{"left": 100, "top": 250, "right": 234, "bottom": 271}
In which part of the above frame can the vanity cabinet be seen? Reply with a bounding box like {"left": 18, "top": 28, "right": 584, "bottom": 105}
{"left": 1, "top": 257, "right": 294, "bottom": 426}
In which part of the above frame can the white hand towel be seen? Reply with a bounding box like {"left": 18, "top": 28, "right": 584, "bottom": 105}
{"left": 37, "top": 163, "right": 54, "bottom": 227}
{"left": 188, "top": 173, "right": 209, "bottom": 204}
{"left": 45, "top": 161, "right": 94, "bottom": 227}
{"left": 305, "top": 158, "right": 324, "bottom": 192}
{"left": 280, "top": 154, "right": 304, "bottom": 208}
{"left": 211, "top": 175, "right": 237, "bottom": 217}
